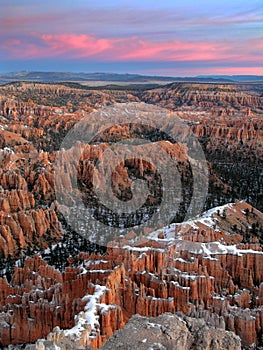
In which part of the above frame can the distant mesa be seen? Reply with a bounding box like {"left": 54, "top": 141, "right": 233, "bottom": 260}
{"left": 1, "top": 71, "right": 263, "bottom": 86}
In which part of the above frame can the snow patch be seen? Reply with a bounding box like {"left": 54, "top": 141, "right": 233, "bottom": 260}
{"left": 175, "top": 240, "right": 263, "bottom": 257}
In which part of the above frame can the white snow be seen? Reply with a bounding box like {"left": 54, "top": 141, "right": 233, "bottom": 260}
{"left": 82, "top": 285, "right": 107, "bottom": 330}
{"left": 147, "top": 322, "right": 162, "bottom": 328}
{"left": 179, "top": 273, "right": 214, "bottom": 280}
{"left": 82, "top": 269, "right": 112, "bottom": 274}
{"left": 174, "top": 257, "right": 191, "bottom": 263}
{"left": 122, "top": 245, "right": 165, "bottom": 253}
{"left": 135, "top": 202, "right": 262, "bottom": 257}
{"left": 149, "top": 202, "right": 239, "bottom": 241}
{"left": 63, "top": 284, "right": 109, "bottom": 339}
{"left": 213, "top": 296, "right": 225, "bottom": 301}
{"left": 149, "top": 223, "right": 178, "bottom": 240}
{"left": 63, "top": 312, "right": 87, "bottom": 337}
{"left": 85, "top": 259, "right": 108, "bottom": 266}
{"left": 175, "top": 240, "right": 263, "bottom": 257}
{"left": 171, "top": 281, "right": 190, "bottom": 290}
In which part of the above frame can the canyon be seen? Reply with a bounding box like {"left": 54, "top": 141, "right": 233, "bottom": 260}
{"left": 0, "top": 81, "right": 262, "bottom": 349}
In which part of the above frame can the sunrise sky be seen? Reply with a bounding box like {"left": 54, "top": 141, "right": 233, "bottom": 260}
{"left": 0, "top": 0, "right": 262, "bottom": 76}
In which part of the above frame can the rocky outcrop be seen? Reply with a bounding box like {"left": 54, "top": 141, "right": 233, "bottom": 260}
{"left": 140, "top": 83, "right": 263, "bottom": 170}
{"left": 140, "top": 83, "right": 263, "bottom": 110}
{"left": 0, "top": 197, "right": 62, "bottom": 257}
{"left": 101, "top": 312, "right": 241, "bottom": 350}
{"left": 0, "top": 147, "right": 61, "bottom": 258}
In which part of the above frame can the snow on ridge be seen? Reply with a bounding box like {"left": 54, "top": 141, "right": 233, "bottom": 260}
{"left": 171, "top": 281, "right": 190, "bottom": 290}
{"left": 81, "top": 285, "right": 107, "bottom": 330}
{"left": 122, "top": 245, "right": 165, "bottom": 253}
{"left": 64, "top": 284, "right": 111, "bottom": 337}
{"left": 175, "top": 240, "right": 263, "bottom": 257}
{"left": 177, "top": 202, "right": 235, "bottom": 232}
{"left": 149, "top": 201, "right": 247, "bottom": 241}
{"left": 81, "top": 269, "right": 113, "bottom": 274}
{"left": 199, "top": 202, "right": 235, "bottom": 219}
{"left": 133, "top": 201, "right": 263, "bottom": 257}
{"left": 63, "top": 312, "right": 88, "bottom": 338}
{"left": 85, "top": 259, "right": 108, "bottom": 266}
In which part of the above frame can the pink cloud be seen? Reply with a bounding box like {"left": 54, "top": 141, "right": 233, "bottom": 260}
{"left": 1, "top": 33, "right": 262, "bottom": 67}
{"left": 115, "top": 39, "right": 228, "bottom": 61}
{"left": 40, "top": 34, "right": 114, "bottom": 57}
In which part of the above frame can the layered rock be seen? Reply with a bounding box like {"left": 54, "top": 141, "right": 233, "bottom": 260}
{"left": 140, "top": 83, "right": 263, "bottom": 110}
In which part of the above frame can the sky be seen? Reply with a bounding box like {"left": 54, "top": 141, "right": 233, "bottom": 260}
{"left": 0, "top": 0, "right": 262, "bottom": 76}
